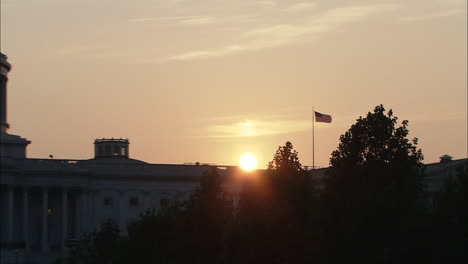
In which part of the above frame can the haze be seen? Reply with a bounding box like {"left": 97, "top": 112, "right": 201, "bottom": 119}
{"left": 1, "top": 0, "right": 466, "bottom": 168}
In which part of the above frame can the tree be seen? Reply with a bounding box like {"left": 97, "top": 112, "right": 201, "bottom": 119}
{"left": 180, "top": 167, "right": 234, "bottom": 264}
{"left": 72, "top": 168, "right": 233, "bottom": 264}
{"left": 236, "top": 142, "right": 314, "bottom": 264}
{"left": 75, "top": 219, "right": 123, "bottom": 264}
{"left": 120, "top": 168, "right": 233, "bottom": 264}
{"left": 123, "top": 201, "right": 186, "bottom": 264}
{"left": 267, "top": 141, "right": 311, "bottom": 223}
{"left": 267, "top": 141, "right": 303, "bottom": 172}
{"left": 267, "top": 142, "right": 310, "bottom": 220}
{"left": 321, "top": 105, "right": 425, "bottom": 263}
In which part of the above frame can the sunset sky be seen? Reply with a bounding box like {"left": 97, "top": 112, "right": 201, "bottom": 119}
{"left": 1, "top": 0, "right": 466, "bottom": 168}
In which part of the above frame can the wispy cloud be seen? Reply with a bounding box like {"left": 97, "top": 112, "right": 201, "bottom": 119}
{"left": 282, "top": 2, "right": 317, "bottom": 13}
{"left": 129, "top": 14, "right": 256, "bottom": 26}
{"left": 180, "top": 16, "right": 219, "bottom": 25}
{"left": 256, "top": 1, "right": 277, "bottom": 7}
{"left": 162, "top": 4, "right": 399, "bottom": 62}
{"left": 57, "top": 45, "right": 100, "bottom": 55}
{"left": 434, "top": 0, "right": 466, "bottom": 7}
{"left": 206, "top": 119, "right": 312, "bottom": 139}
{"left": 128, "top": 16, "right": 195, "bottom": 23}
{"left": 201, "top": 111, "right": 352, "bottom": 139}
{"left": 399, "top": 8, "right": 466, "bottom": 21}
{"left": 164, "top": 45, "right": 252, "bottom": 61}
{"left": 128, "top": 17, "right": 159, "bottom": 23}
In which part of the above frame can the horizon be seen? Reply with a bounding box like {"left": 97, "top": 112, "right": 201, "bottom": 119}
{"left": 1, "top": 0, "right": 466, "bottom": 168}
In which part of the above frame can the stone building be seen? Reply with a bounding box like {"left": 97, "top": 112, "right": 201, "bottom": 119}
{"left": 0, "top": 53, "right": 245, "bottom": 263}
{"left": 0, "top": 138, "right": 244, "bottom": 263}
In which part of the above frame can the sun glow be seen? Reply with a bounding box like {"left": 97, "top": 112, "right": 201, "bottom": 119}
{"left": 239, "top": 153, "right": 257, "bottom": 171}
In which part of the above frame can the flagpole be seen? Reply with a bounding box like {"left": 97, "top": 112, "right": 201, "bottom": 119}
{"left": 312, "top": 107, "right": 315, "bottom": 172}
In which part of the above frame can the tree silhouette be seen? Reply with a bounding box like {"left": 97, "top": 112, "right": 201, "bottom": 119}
{"left": 75, "top": 219, "right": 122, "bottom": 264}
{"left": 182, "top": 167, "right": 234, "bottom": 264}
{"left": 236, "top": 141, "right": 314, "bottom": 264}
{"left": 63, "top": 117, "right": 468, "bottom": 264}
{"left": 267, "top": 141, "right": 303, "bottom": 171}
{"left": 123, "top": 201, "right": 186, "bottom": 264}
{"left": 321, "top": 105, "right": 425, "bottom": 263}
{"left": 121, "top": 168, "right": 233, "bottom": 264}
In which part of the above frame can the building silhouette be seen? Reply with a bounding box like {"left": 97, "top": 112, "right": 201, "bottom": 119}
{"left": 0, "top": 53, "right": 246, "bottom": 263}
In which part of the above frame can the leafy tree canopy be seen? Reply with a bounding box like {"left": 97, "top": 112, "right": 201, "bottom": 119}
{"left": 322, "top": 105, "right": 427, "bottom": 263}
{"left": 327, "top": 105, "right": 425, "bottom": 207}
{"left": 326, "top": 105, "right": 425, "bottom": 204}
{"left": 75, "top": 219, "right": 122, "bottom": 264}
{"left": 331, "top": 104, "right": 423, "bottom": 168}
{"left": 268, "top": 141, "right": 304, "bottom": 174}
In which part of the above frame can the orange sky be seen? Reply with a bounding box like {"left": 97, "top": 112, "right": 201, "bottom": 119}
{"left": 1, "top": 0, "right": 466, "bottom": 168}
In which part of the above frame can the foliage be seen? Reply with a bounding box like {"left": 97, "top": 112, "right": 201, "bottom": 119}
{"left": 321, "top": 105, "right": 426, "bottom": 263}
{"left": 122, "top": 201, "right": 185, "bottom": 263}
{"left": 75, "top": 219, "right": 122, "bottom": 264}
{"left": 180, "top": 167, "right": 234, "bottom": 264}
{"left": 121, "top": 167, "right": 233, "bottom": 264}
{"left": 330, "top": 105, "right": 423, "bottom": 166}
{"left": 66, "top": 106, "right": 467, "bottom": 264}
{"left": 234, "top": 141, "right": 315, "bottom": 264}
{"left": 267, "top": 141, "right": 303, "bottom": 172}
{"left": 326, "top": 104, "right": 425, "bottom": 208}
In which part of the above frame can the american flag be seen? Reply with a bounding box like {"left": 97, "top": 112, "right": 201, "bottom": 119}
{"left": 314, "top": 111, "right": 332, "bottom": 123}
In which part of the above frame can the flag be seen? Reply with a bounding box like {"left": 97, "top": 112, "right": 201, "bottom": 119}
{"left": 315, "top": 111, "right": 332, "bottom": 123}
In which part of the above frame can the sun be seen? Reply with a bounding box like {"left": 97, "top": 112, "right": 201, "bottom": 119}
{"left": 239, "top": 153, "right": 257, "bottom": 171}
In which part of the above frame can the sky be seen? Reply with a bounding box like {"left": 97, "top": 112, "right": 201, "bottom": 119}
{"left": 1, "top": 0, "right": 466, "bottom": 168}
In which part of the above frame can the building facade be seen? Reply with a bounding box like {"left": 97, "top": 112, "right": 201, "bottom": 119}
{"left": 0, "top": 53, "right": 245, "bottom": 263}
{"left": 1, "top": 145, "right": 248, "bottom": 263}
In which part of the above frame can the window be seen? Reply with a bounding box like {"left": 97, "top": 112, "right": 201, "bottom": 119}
{"left": 113, "top": 145, "right": 120, "bottom": 155}
{"left": 160, "top": 198, "right": 169, "bottom": 208}
{"left": 105, "top": 145, "right": 112, "bottom": 156}
{"left": 104, "top": 197, "right": 113, "bottom": 207}
{"left": 129, "top": 197, "right": 139, "bottom": 207}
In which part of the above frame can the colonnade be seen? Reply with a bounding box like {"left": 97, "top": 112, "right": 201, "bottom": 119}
{"left": 2, "top": 185, "right": 81, "bottom": 252}
{"left": 2, "top": 184, "right": 197, "bottom": 253}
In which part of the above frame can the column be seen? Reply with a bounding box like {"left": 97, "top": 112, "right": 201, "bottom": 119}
{"left": 79, "top": 190, "right": 87, "bottom": 234}
{"left": 0, "top": 53, "right": 12, "bottom": 133}
{"left": 88, "top": 190, "right": 93, "bottom": 232}
{"left": 62, "top": 188, "right": 68, "bottom": 249}
{"left": 143, "top": 190, "right": 151, "bottom": 213}
{"left": 23, "top": 188, "right": 29, "bottom": 251}
{"left": 74, "top": 192, "right": 80, "bottom": 237}
{"left": 42, "top": 187, "right": 49, "bottom": 252}
{"left": 87, "top": 190, "right": 92, "bottom": 232}
{"left": 6, "top": 185, "right": 14, "bottom": 244}
{"left": 86, "top": 190, "right": 94, "bottom": 232}
{"left": 118, "top": 190, "right": 125, "bottom": 231}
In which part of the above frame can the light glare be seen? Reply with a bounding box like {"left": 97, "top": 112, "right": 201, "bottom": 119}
{"left": 239, "top": 154, "right": 257, "bottom": 171}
